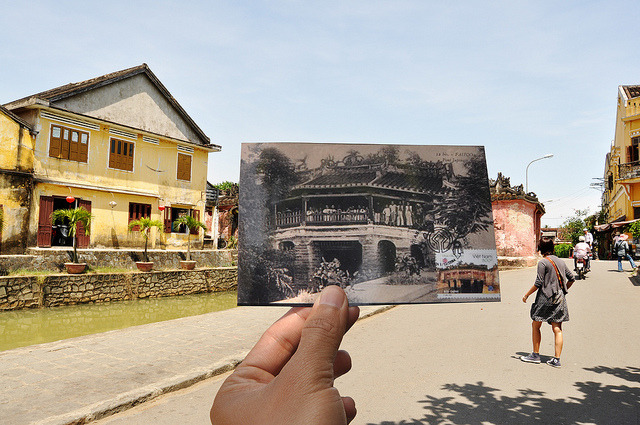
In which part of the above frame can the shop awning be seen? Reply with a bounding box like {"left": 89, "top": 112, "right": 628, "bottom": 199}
{"left": 594, "top": 218, "right": 640, "bottom": 232}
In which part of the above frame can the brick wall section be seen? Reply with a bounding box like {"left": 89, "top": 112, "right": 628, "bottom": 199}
{"left": 0, "top": 267, "right": 237, "bottom": 311}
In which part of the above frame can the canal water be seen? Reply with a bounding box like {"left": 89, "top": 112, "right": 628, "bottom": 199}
{"left": 0, "top": 291, "right": 237, "bottom": 352}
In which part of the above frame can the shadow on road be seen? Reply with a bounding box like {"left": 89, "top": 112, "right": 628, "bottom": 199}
{"left": 365, "top": 366, "right": 640, "bottom": 425}
{"left": 629, "top": 275, "right": 640, "bottom": 286}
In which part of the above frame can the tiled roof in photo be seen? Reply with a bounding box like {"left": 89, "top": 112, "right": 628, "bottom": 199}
{"left": 300, "top": 171, "right": 377, "bottom": 187}
{"left": 295, "top": 166, "right": 445, "bottom": 194}
{"left": 371, "top": 171, "right": 442, "bottom": 192}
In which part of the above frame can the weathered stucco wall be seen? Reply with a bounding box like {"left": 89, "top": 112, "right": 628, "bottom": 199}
{"left": 0, "top": 173, "right": 33, "bottom": 254}
{"left": 492, "top": 199, "right": 538, "bottom": 257}
{"left": 0, "top": 267, "right": 237, "bottom": 311}
{"left": 52, "top": 74, "right": 207, "bottom": 145}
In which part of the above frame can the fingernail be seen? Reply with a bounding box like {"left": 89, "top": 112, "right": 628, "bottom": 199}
{"left": 319, "top": 286, "right": 344, "bottom": 308}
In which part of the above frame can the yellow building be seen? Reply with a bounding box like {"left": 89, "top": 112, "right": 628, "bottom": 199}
{"left": 602, "top": 85, "right": 640, "bottom": 226}
{"left": 0, "top": 64, "right": 220, "bottom": 254}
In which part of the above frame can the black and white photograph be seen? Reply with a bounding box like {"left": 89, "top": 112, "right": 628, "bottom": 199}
{"left": 238, "top": 143, "right": 500, "bottom": 306}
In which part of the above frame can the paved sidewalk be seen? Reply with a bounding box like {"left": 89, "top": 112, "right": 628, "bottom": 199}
{"left": 0, "top": 298, "right": 390, "bottom": 425}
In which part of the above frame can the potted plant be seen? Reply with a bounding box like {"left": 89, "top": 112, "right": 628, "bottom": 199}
{"left": 128, "top": 217, "right": 163, "bottom": 271}
{"left": 173, "top": 214, "right": 206, "bottom": 270}
{"left": 51, "top": 206, "right": 93, "bottom": 274}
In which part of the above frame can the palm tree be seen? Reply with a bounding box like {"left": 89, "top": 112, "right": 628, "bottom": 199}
{"left": 173, "top": 214, "right": 206, "bottom": 261}
{"left": 51, "top": 207, "right": 93, "bottom": 264}
{"left": 128, "top": 217, "right": 163, "bottom": 262}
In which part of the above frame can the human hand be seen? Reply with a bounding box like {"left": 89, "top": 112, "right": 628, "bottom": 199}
{"left": 210, "top": 285, "right": 360, "bottom": 424}
{"left": 522, "top": 295, "right": 528, "bottom": 303}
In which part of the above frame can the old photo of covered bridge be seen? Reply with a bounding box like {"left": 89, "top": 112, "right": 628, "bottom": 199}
{"left": 238, "top": 143, "right": 500, "bottom": 305}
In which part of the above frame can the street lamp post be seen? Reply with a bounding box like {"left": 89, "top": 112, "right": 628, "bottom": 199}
{"left": 525, "top": 154, "right": 554, "bottom": 193}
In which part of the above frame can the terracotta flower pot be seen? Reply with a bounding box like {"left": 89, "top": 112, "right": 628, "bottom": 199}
{"left": 64, "top": 263, "right": 86, "bottom": 274}
{"left": 136, "top": 262, "right": 154, "bottom": 272}
{"left": 180, "top": 260, "right": 196, "bottom": 270}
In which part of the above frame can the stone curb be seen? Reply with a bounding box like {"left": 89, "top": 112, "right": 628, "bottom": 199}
{"left": 34, "top": 304, "right": 394, "bottom": 425}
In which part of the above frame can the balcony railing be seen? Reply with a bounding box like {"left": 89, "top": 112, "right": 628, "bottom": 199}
{"left": 619, "top": 160, "right": 640, "bottom": 180}
{"left": 275, "top": 210, "right": 369, "bottom": 227}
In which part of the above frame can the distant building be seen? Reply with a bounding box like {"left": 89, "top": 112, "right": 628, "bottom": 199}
{"left": 217, "top": 184, "right": 238, "bottom": 248}
{"left": 0, "top": 64, "right": 220, "bottom": 253}
{"left": 490, "top": 173, "right": 545, "bottom": 260}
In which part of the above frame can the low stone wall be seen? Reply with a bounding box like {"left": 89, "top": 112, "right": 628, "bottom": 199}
{"left": 498, "top": 256, "right": 538, "bottom": 270}
{"left": 0, "top": 249, "right": 237, "bottom": 274}
{"left": 0, "top": 267, "right": 237, "bottom": 311}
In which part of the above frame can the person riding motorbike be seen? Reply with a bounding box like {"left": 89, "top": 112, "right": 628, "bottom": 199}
{"left": 574, "top": 235, "right": 591, "bottom": 272}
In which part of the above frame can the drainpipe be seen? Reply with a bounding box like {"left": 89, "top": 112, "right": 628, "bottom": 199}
{"left": 16, "top": 125, "right": 23, "bottom": 171}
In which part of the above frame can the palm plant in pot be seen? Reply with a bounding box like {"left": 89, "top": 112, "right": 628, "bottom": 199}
{"left": 173, "top": 214, "right": 206, "bottom": 270}
{"left": 128, "top": 217, "right": 163, "bottom": 271}
{"left": 51, "top": 207, "right": 93, "bottom": 274}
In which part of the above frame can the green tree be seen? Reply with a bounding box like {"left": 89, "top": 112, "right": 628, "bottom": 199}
{"left": 255, "top": 147, "right": 298, "bottom": 206}
{"left": 627, "top": 221, "right": 640, "bottom": 240}
{"left": 213, "top": 181, "right": 238, "bottom": 193}
{"left": 560, "top": 209, "right": 588, "bottom": 244}
{"left": 51, "top": 207, "right": 93, "bottom": 263}
{"left": 128, "top": 217, "right": 163, "bottom": 262}
{"left": 173, "top": 214, "right": 206, "bottom": 261}
{"left": 438, "top": 156, "right": 493, "bottom": 239}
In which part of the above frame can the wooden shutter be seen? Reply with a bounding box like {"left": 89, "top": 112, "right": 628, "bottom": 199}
{"left": 164, "top": 206, "right": 172, "bottom": 233}
{"left": 69, "top": 130, "right": 79, "bottom": 162}
{"left": 177, "top": 153, "right": 191, "bottom": 181}
{"left": 0, "top": 204, "right": 3, "bottom": 253}
{"left": 76, "top": 200, "right": 91, "bottom": 248}
{"left": 61, "top": 128, "right": 70, "bottom": 160}
{"left": 37, "top": 196, "right": 54, "bottom": 247}
{"left": 126, "top": 142, "right": 134, "bottom": 171}
{"left": 79, "top": 132, "right": 89, "bottom": 162}
{"left": 190, "top": 209, "right": 200, "bottom": 235}
{"left": 49, "top": 126, "right": 62, "bottom": 158}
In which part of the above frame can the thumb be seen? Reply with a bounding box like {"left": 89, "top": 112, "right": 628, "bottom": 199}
{"left": 287, "top": 285, "right": 349, "bottom": 388}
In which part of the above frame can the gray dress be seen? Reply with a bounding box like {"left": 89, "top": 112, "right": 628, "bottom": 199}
{"left": 530, "top": 255, "right": 575, "bottom": 323}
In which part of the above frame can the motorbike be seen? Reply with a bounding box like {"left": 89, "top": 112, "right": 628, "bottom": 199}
{"left": 575, "top": 257, "right": 588, "bottom": 280}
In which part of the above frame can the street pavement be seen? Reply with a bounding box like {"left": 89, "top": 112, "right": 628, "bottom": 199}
{"left": 93, "top": 259, "right": 640, "bottom": 425}
{"left": 0, "top": 295, "right": 388, "bottom": 425}
{"left": 3, "top": 259, "right": 640, "bottom": 424}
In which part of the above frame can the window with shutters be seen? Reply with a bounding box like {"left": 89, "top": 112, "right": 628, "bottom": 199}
{"left": 49, "top": 124, "right": 89, "bottom": 162}
{"left": 128, "top": 202, "right": 151, "bottom": 231}
{"left": 177, "top": 153, "right": 192, "bottom": 181}
{"left": 171, "top": 207, "right": 190, "bottom": 234}
{"left": 108, "top": 138, "right": 135, "bottom": 172}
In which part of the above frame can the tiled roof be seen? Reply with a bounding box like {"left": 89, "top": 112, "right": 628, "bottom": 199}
{"left": 7, "top": 64, "right": 148, "bottom": 104}
{"left": 0, "top": 105, "right": 35, "bottom": 133}
{"left": 623, "top": 85, "right": 640, "bottom": 99}
{"left": 4, "top": 64, "right": 214, "bottom": 147}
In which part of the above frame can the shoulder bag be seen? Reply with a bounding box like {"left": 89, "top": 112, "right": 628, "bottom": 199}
{"left": 546, "top": 258, "right": 566, "bottom": 304}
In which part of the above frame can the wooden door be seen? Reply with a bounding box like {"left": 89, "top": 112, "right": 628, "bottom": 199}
{"left": 164, "top": 207, "right": 172, "bottom": 233}
{"left": 76, "top": 199, "right": 91, "bottom": 248}
{"left": 38, "top": 196, "right": 54, "bottom": 247}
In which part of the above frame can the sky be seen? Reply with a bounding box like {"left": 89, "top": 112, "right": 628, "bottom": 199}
{"left": 1, "top": 0, "right": 637, "bottom": 227}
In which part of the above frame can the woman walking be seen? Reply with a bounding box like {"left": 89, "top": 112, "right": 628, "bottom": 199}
{"left": 521, "top": 237, "right": 575, "bottom": 368}
{"left": 614, "top": 233, "right": 637, "bottom": 272}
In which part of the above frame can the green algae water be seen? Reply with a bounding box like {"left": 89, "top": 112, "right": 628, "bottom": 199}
{"left": 0, "top": 291, "right": 237, "bottom": 351}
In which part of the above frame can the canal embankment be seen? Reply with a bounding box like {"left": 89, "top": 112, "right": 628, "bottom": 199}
{"left": 0, "top": 267, "right": 237, "bottom": 311}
